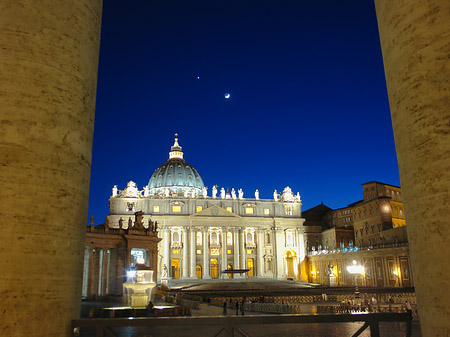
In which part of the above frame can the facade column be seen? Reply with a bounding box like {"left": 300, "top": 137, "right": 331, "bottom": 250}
{"left": 221, "top": 227, "right": 228, "bottom": 278}
{"left": 239, "top": 228, "right": 246, "bottom": 275}
{"left": 274, "top": 227, "right": 285, "bottom": 279}
{"left": 87, "top": 247, "right": 96, "bottom": 298}
{"left": 189, "top": 227, "right": 196, "bottom": 278}
{"left": 202, "top": 227, "right": 210, "bottom": 279}
{"left": 256, "top": 229, "right": 264, "bottom": 278}
{"left": 375, "top": 1, "right": 450, "bottom": 333}
{"left": 182, "top": 227, "right": 189, "bottom": 279}
{"left": 162, "top": 226, "right": 170, "bottom": 277}
{"left": 233, "top": 227, "right": 240, "bottom": 271}
{"left": 0, "top": 1, "right": 102, "bottom": 335}
{"left": 297, "top": 229, "right": 306, "bottom": 281}
{"left": 101, "top": 248, "right": 109, "bottom": 295}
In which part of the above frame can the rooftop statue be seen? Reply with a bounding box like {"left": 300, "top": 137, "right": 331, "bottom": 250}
{"left": 238, "top": 188, "right": 244, "bottom": 199}
{"left": 255, "top": 189, "right": 259, "bottom": 200}
{"left": 212, "top": 185, "right": 217, "bottom": 198}
{"left": 220, "top": 187, "right": 225, "bottom": 199}
{"left": 231, "top": 188, "right": 237, "bottom": 199}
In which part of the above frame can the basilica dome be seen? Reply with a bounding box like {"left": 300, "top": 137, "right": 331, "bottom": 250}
{"left": 147, "top": 136, "right": 204, "bottom": 196}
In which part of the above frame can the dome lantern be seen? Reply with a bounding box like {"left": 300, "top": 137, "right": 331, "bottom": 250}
{"left": 169, "top": 133, "right": 183, "bottom": 160}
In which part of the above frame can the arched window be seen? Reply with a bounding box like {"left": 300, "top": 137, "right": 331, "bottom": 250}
{"left": 266, "top": 232, "right": 271, "bottom": 244}
{"left": 196, "top": 231, "right": 202, "bottom": 246}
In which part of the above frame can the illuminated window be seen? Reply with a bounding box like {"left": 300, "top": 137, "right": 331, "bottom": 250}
{"left": 196, "top": 249, "right": 202, "bottom": 254}
{"left": 227, "top": 249, "right": 232, "bottom": 254}
{"left": 245, "top": 207, "right": 254, "bottom": 214}
{"left": 226, "top": 207, "right": 232, "bottom": 213}
{"left": 227, "top": 232, "right": 233, "bottom": 245}
{"left": 196, "top": 232, "right": 202, "bottom": 246}
{"left": 196, "top": 206, "right": 203, "bottom": 213}
{"left": 264, "top": 208, "right": 270, "bottom": 215}
{"left": 172, "top": 250, "right": 179, "bottom": 254}
{"left": 153, "top": 205, "right": 160, "bottom": 213}
{"left": 172, "top": 205, "right": 181, "bottom": 213}
{"left": 247, "top": 249, "right": 252, "bottom": 254}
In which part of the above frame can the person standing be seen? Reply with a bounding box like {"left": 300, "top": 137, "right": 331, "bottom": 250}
{"left": 223, "top": 301, "right": 227, "bottom": 315}
{"left": 235, "top": 301, "right": 239, "bottom": 315}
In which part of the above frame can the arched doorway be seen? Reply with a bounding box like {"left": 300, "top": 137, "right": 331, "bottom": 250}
{"left": 247, "top": 258, "right": 254, "bottom": 278}
{"left": 285, "top": 250, "right": 297, "bottom": 279}
{"left": 227, "top": 264, "right": 233, "bottom": 279}
{"left": 196, "top": 265, "right": 202, "bottom": 279}
{"left": 171, "top": 259, "right": 180, "bottom": 279}
{"left": 210, "top": 259, "right": 218, "bottom": 278}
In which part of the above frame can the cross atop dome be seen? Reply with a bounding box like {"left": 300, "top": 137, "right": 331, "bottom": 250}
{"left": 169, "top": 133, "right": 184, "bottom": 160}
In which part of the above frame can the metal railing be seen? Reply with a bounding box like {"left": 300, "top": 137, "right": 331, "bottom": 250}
{"left": 72, "top": 312, "right": 412, "bottom": 337}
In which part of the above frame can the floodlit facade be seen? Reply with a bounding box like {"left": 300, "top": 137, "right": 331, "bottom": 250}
{"left": 83, "top": 136, "right": 314, "bottom": 295}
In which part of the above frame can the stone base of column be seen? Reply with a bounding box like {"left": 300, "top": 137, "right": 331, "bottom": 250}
{"left": 202, "top": 276, "right": 211, "bottom": 280}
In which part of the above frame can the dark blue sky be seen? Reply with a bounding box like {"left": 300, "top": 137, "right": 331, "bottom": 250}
{"left": 88, "top": 0, "right": 399, "bottom": 224}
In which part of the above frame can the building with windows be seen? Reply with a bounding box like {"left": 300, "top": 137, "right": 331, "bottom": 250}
{"left": 304, "top": 181, "right": 412, "bottom": 287}
{"left": 82, "top": 136, "right": 317, "bottom": 296}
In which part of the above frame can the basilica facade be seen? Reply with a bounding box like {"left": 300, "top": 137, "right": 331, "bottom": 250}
{"left": 102, "top": 136, "right": 311, "bottom": 285}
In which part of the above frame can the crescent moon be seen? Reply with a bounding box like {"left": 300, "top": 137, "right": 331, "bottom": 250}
{"left": 225, "top": 93, "right": 230, "bottom": 99}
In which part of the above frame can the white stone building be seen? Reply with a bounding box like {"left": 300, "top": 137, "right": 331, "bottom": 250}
{"left": 107, "top": 136, "right": 310, "bottom": 282}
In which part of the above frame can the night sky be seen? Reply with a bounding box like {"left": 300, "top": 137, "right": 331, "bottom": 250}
{"left": 88, "top": 0, "right": 399, "bottom": 225}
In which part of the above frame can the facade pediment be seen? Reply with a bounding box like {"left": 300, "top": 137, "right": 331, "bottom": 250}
{"left": 191, "top": 205, "right": 240, "bottom": 218}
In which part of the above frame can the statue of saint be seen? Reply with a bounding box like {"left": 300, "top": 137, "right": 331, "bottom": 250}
{"left": 191, "top": 189, "right": 196, "bottom": 198}
{"left": 238, "top": 188, "right": 243, "bottom": 199}
{"left": 164, "top": 189, "right": 170, "bottom": 197}
{"left": 202, "top": 186, "right": 207, "bottom": 198}
{"left": 255, "top": 189, "right": 259, "bottom": 200}
{"left": 104, "top": 216, "right": 110, "bottom": 227}
{"left": 128, "top": 217, "right": 133, "bottom": 229}
{"left": 119, "top": 217, "right": 124, "bottom": 229}
{"left": 212, "top": 185, "right": 217, "bottom": 198}
{"left": 231, "top": 188, "right": 237, "bottom": 199}
{"left": 144, "top": 185, "right": 149, "bottom": 197}
{"left": 90, "top": 215, "right": 95, "bottom": 226}
{"left": 296, "top": 192, "right": 301, "bottom": 202}
{"left": 220, "top": 187, "right": 225, "bottom": 199}
{"left": 273, "top": 190, "right": 279, "bottom": 201}
{"left": 148, "top": 218, "right": 153, "bottom": 231}
{"left": 112, "top": 185, "right": 118, "bottom": 197}
{"left": 162, "top": 264, "right": 168, "bottom": 278}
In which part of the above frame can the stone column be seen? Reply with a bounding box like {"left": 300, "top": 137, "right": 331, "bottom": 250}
{"left": 190, "top": 227, "right": 196, "bottom": 278}
{"left": 87, "top": 247, "right": 96, "bottom": 298}
{"left": 202, "top": 227, "right": 210, "bottom": 279}
{"left": 221, "top": 227, "right": 228, "bottom": 278}
{"left": 101, "top": 249, "right": 109, "bottom": 295}
{"left": 162, "top": 226, "right": 170, "bottom": 276}
{"left": 274, "top": 227, "right": 285, "bottom": 279}
{"left": 233, "top": 227, "right": 240, "bottom": 270}
{"left": 182, "top": 227, "right": 189, "bottom": 279}
{"left": 297, "top": 229, "right": 306, "bottom": 281}
{"left": 239, "top": 228, "right": 246, "bottom": 275}
{"left": 0, "top": 1, "right": 102, "bottom": 336}
{"left": 375, "top": 1, "right": 450, "bottom": 335}
{"left": 256, "top": 229, "right": 264, "bottom": 278}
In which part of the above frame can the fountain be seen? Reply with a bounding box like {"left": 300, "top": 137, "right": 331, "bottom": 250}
{"left": 123, "top": 264, "right": 157, "bottom": 308}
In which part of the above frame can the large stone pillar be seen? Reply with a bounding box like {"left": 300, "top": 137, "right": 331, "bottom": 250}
{"left": 233, "top": 227, "right": 240, "bottom": 270}
{"left": 297, "top": 229, "right": 307, "bottom": 281}
{"left": 182, "top": 227, "right": 189, "bottom": 279}
{"left": 221, "top": 227, "right": 228, "bottom": 278}
{"left": 202, "top": 227, "right": 210, "bottom": 279}
{"left": 256, "top": 229, "right": 264, "bottom": 277}
{"left": 189, "top": 227, "right": 196, "bottom": 278}
{"left": 0, "top": 1, "right": 102, "bottom": 336}
{"left": 374, "top": 1, "right": 450, "bottom": 335}
{"left": 239, "top": 228, "right": 246, "bottom": 274}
